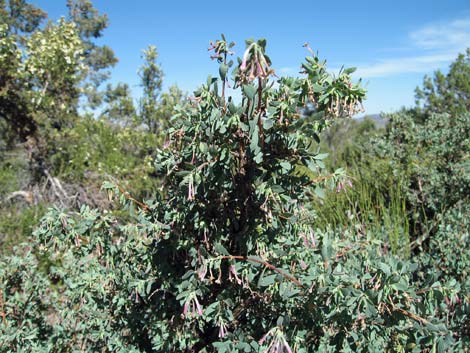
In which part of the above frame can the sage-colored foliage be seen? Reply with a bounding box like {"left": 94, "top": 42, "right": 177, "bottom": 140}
{"left": 1, "top": 37, "right": 466, "bottom": 352}
{"left": 315, "top": 90, "right": 469, "bottom": 252}
{"left": 375, "top": 110, "right": 470, "bottom": 242}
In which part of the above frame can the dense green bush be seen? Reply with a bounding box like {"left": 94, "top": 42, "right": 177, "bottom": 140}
{"left": 1, "top": 1, "right": 469, "bottom": 351}
{"left": 1, "top": 206, "right": 462, "bottom": 352}
{"left": 416, "top": 202, "right": 470, "bottom": 351}
{"left": 2, "top": 37, "right": 468, "bottom": 352}
{"left": 49, "top": 116, "right": 161, "bottom": 197}
{"left": 315, "top": 104, "right": 469, "bottom": 255}
{"left": 376, "top": 111, "right": 469, "bottom": 244}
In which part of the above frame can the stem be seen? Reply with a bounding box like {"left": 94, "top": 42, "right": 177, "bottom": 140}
{"left": 221, "top": 255, "right": 304, "bottom": 288}
{"left": 116, "top": 182, "right": 149, "bottom": 211}
{"left": 36, "top": 78, "right": 49, "bottom": 108}
{"left": 221, "top": 52, "right": 226, "bottom": 102}
{"left": 257, "top": 76, "right": 264, "bottom": 147}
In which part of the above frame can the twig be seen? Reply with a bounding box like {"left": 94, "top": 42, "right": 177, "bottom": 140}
{"left": 0, "top": 293, "right": 7, "bottom": 327}
{"left": 115, "top": 183, "right": 149, "bottom": 211}
{"left": 390, "top": 305, "right": 429, "bottom": 325}
{"left": 43, "top": 169, "right": 70, "bottom": 206}
{"left": 2, "top": 191, "right": 33, "bottom": 205}
{"left": 221, "top": 255, "right": 304, "bottom": 288}
{"left": 257, "top": 76, "right": 265, "bottom": 147}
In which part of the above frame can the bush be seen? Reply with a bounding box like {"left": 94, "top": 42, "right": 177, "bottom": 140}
{"left": 2, "top": 37, "right": 467, "bottom": 352}
{"left": 48, "top": 116, "right": 161, "bottom": 199}
{"left": 376, "top": 111, "right": 470, "bottom": 242}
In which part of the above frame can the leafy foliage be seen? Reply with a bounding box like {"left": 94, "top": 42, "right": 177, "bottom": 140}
{"left": 375, "top": 110, "right": 470, "bottom": 244}
{"left": 0, "top": 17, "right": 84, "bottom": 158}
{"left": 49, "top": 115, "right": 161, "bottom": 198}
{"left": 0, "top": 0, "right": 183, "bottom": 252}
{"left": 3, "top": 36, "right": 467, "bottom": 352}
{"left": 0, "top": 0, "right": 46, "bottom": 35}
{"left": 102, "top": 82, "right": 136, "bottom": 125}
{"left": 138, "top": 45, "right": 165, "bottom": 133}
{"left": 1, "top": 2, "right": 469, "bottom": 351}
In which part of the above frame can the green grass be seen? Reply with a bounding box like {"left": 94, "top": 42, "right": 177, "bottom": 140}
{"left": 314, "top": 164, "right": 411, "bottom": 257}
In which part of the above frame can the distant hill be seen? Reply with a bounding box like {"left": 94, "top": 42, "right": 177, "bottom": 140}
{"left": 356, "top": 114, "right": 388, "bottom": 129}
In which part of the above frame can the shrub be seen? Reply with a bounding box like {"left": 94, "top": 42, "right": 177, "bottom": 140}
{"left": 1, "top": 37, "right": 465, "bottom": 352}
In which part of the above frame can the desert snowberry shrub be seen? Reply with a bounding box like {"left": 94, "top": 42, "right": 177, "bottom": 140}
{"left": 0, "top": 37, "right": 464, "bottom": 352}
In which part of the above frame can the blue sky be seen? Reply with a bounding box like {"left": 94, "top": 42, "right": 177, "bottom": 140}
{"left": 33, "top": 0, "right": 470, "bottom": 115}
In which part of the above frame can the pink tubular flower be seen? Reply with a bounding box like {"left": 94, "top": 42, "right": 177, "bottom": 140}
{"left": 218, "top": 320, "right": 228, "bottom": 338}
{"left": 183, "top": 301, "right": 189, "bottom": 316}
{"left": 336, "top": 178, "right": 353, "bottom": 193}
{"left": 240, "top": 43, "right": 255, "bottom": 72}
{"left": 259, "top": 327, "right": 294, "bottom": 353}
{"left": 308, "top": 230, "right": 317, "bottom": 248}
{"left": 182, "top": 295, "right": 204, "bottom": 318}
{"left": 229, "top": 264, "right": 242, "bottom": 285}
{"left": 194, "top": 296, "right": 203, "bottom": 316}
{"left": 282, "top": 339, "right": 293, "bottom": 353}
{"left": 187, "top": 178, "right": 195, "bottom": 201}
{"left": 197, "top": 266, "right": 207, "bottom": 281}
{"left": 302, "top": 230, "right": 317, "bottom": 249}
{"left": 240, "top": 52, "right": 249, "bottom": 71}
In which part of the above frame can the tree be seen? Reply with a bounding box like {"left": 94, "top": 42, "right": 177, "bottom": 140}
{"left": 0, "top": 0, "right": 46, "bottom": 36}
{"left": 0, "top": 18, "right": 84, "bottom": 146}
{"left": 102, "top": 82, "right": 136, "bottom": 125}
{"left": 415, "top": 48, "right": 470, "bottom": 117}
{"left": 67, "top": 0, "right": 117, "bottom": 109}
{"left": 0, "top": 23, "right": 34, "bottom": 144}
{"left": 0, "top": 0, "right": 47, "bottom": 145}
{"left": 136, "top": 45, "right": 186, "bottom": 135}
{"left": 138, "top": 45, "right": 164, "bottom": 133}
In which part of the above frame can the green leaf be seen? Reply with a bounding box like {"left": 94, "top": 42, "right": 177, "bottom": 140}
{"left": 249, "top": 124, "right": 260, "bottom": 154}
{"left": 378, "top": 263, "right": 391, "bottom": 276}
{"left": 254, "top": 151, "right": 263, "bottom": 164}
{"left": 228, "top": 102, "right": 237, "bottom": 114}
{"left": 199, "top": 142, "right": 208, "bottom": 153}
{"left": 280, "top": 161, "right": 291, "bottom": 172}
{"left": 263, "top": 117, "right": 274, "bottom": 130}
{"left": 219, "top": 63, "right": 229, "bottom": 80}
{"left": 243, "top": 84, "right": 256, "bottom": 100}
{"left": 314, "top": 186, "right": 325, "bottom": 199}
{"left": 175, "top": 170, "right": 191, "bottom": 177}
{"left": 213, "top": 342, "right": 230, "bottom": 353}
{"left": 259, "top": 274, "right": 277, "bottom": 287}
{"left": 214, "top": 243, "right": 229, "bottom": 256}
{"left": 343, "top": 67, "right": 356, "bottom": 74}
{"left": 314, "top": 153, "right": 329, "bottom": 160}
